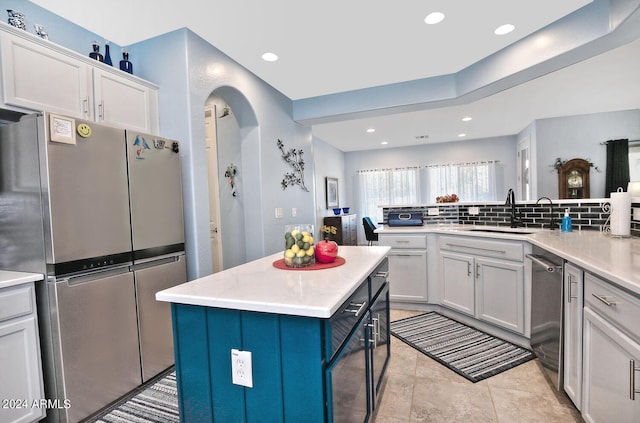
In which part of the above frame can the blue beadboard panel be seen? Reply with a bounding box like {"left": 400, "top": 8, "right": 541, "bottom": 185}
{"left": 173, "top": 304, "right": 327, "bottom": 422}
{"left": 241, "top": 312, "right": 285, "bottom": 422}
{"left": 280, "top": 316, "right": 325, "bottom": 422}
{"left": 206, "top": 308, "right": 244, "bottom": 422}
{"left": 171, "top": 304, "right": 214, "bottom": 423}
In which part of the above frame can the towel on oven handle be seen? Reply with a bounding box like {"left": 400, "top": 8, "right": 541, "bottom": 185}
{"left": 387, "top": 212, "right": 424, "bottom": 226}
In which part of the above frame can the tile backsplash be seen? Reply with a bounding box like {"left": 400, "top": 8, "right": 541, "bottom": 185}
{"left": 382, "top": 200, "right": 640, "bottom": 237}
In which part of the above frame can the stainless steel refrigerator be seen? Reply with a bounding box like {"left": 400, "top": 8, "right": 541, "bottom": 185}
{"left": 0, "top": 111, "right": 186, "bottom": 423}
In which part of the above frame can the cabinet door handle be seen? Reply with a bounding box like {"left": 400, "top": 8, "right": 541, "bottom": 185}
{"left": 476, "top": 263, "right": 480, "bottom": 279}
{"left": 467, "top": 262, "right": 471, "bottom": 276}
{"left": 592, "top": 293, "right": 616, "bottom": 307}
{"left": 567, "top": 274, "right": 578, "bottom": 303}
{"left": 371, "top": 315, "right": 380, "bottom": 346}
{"left": 344, "top": 301, "right": 367, "bottom": 317}
{"left": 375, "top": 271, "right": 389, "bottom": 278}
{"left": 82, "top": 96, "right": 89, "bottom": 114}
{"left": 98, "top": 101, "right": 104, "bottom": 120}
{"left": 630, "top": 360, "right": 640, "bottom": 400}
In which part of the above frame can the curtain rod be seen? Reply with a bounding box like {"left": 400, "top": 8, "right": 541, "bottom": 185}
{"left": 600, "top": 139, "right": 640, "bottom": 145}
{"left": 356, "top": 161, "right": 499, "bottom": 173}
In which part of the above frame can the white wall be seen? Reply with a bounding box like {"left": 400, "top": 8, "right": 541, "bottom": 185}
{"left": 342, "top": 135, "right": 517, "bottom": 241}
{"left": 534, "top": 109, "right": 640, "bottom": 198}
{"left": 128, "top": 29, "right": 315, "bottom": 279}
{"left": 312, "top": 137, "right": 346, "bottom": 233}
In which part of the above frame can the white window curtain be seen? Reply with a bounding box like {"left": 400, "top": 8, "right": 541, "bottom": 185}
{"left": 358, "top": 167, "right": 420, "bottom": 222}
{"left": 427, "top": 161, "right": 498, "bottom": 202}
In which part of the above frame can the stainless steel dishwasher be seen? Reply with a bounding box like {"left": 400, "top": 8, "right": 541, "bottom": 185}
{"left": 528, "top": 245, "right": 564, "bottom": 390}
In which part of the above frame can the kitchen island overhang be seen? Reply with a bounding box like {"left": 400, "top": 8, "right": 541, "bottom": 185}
{"left": 156, "top": 246, "right": 391, "bottom": 423}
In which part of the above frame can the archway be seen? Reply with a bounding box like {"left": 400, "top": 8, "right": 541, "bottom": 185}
{"left": 205, "top": 86, "right": 260, "bottom": 270}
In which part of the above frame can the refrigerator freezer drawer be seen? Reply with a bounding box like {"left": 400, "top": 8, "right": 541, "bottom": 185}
{"left": 54, "top": 269, "right": 141, "bottom": 423}
{"left": 135, "top": 254, "right": 187, "bottom": 382}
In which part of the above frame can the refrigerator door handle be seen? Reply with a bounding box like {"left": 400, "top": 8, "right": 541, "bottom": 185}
{"left": 131, "top": 255, "right": 182, "bottom": 271}
{"left": 60, "top": 264, "right": 132, "bottom": 286}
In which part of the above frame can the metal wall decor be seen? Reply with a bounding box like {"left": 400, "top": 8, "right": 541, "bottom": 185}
{"left": 225, "top": 164, "right": 237, "bottom": 197}
{"left": 277, "top": 139, "right": 308, "bottom": 191}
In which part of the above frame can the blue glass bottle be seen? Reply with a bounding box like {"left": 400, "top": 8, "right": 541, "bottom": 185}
{"left": 104, "top": 42, "right": 112, "bottom": 66}
{"left": 120, "top": 49, "right": 133, "bottom": 74}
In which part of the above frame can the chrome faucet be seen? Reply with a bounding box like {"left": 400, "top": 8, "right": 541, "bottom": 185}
{"left": 536, "top": 196, "right": 556, "bottom": 230}
{"left": 505, "top": 188, "right": 521, "bottom": 228}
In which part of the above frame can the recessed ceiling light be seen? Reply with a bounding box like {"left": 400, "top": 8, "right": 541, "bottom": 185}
{"left": 424, "top": 12, "right": 445, "bottom": 25}
{"left": 494, "top": 24, "right": 515, "bottom": 35}
{"left": 458, "top": 133, "right": 467, "bottom": 138}
{"left": 381, "top": 141, "right": 388, "bottom": 145}
{"left": 261, "top": 52, "right": 278, "bottom": 62}
{"left": 462, "top": 116, "right": 472, "bottom": 122}
{"left": 366, "top": 128, "right": 375, "bottom": 133}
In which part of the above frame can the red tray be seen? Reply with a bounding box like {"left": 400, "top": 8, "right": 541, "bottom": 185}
{"left": 272, "top": 256, "right": 345, "bottom": 270}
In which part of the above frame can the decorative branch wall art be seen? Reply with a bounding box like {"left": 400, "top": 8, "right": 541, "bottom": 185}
{"left": 277, "top": 139, "right": 309, "bottom": 191}
{"left": 224, "top": 164, "right": 237, "bottom": 197}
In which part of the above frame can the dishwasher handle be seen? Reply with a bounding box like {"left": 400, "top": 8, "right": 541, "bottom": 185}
{"left": 526, "top": 254, "right": 562, "bottom": 272}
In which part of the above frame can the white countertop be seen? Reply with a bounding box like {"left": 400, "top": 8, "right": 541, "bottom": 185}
{"left": 156, "top": 246, "right": 391, "bottom": 318}
{"left": 377, "top": 224, "right": 640, "bottom": 295}
{"left": 0, "top": 270, "right": 43, "bottom": 290}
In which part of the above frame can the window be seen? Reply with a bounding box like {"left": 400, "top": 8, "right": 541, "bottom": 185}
{"left": 357, "top": 167, "right": 419, "bottom": 222}
{"left": 426, "top": 161, "right": 498, "bottom": 202}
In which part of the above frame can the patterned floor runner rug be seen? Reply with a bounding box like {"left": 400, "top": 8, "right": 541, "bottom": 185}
{"left": 390, "top": 312, "right": 535, "bottom": 383}
{"left": 87, "top": 370, "right": 179, "bottom": 423}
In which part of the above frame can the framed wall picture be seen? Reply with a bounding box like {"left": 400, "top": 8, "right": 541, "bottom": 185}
{"left": 326, "top": 177, "right": 339, "bottom": 209}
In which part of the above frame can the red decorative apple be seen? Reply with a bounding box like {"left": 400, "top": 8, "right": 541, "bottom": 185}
{"left": 315, "top": 239, "right": 338, "bottom": 263}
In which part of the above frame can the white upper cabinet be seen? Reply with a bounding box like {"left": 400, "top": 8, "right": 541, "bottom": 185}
{"left": 93, "top": 68, "right": 158, "bottom": 133}
{"left": 0, "top": 24, "right": 159, "bottom": 134}
{"left": 0, "top": 30, "right": 92, "bottom": 119}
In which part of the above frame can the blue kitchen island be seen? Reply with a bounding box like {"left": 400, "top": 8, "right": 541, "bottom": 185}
{"left": 156, "top": 246, "right": 391, "bottom": 423}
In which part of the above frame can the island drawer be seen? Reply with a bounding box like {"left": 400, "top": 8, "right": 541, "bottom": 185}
{"left": 0, "top": 283, "right": 35, "bottom": 322}
{"left": 370, "top": 258, "right": 389, "bottom": 299}
{"left": 584, "top": 272, "right": 640, "bottom": 342}
{"left": 438, "top": 235, "right": 524, "bottom": 262}
{"left": 379, "top": 234, "right": 427, "bottom": 249}
{"left": 325, "top": 280, "right": 369, "bottom": 361}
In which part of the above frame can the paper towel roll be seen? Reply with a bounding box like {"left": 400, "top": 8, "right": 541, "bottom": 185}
{"left": 610, "top": 187, "right": 631, "bottom": 236}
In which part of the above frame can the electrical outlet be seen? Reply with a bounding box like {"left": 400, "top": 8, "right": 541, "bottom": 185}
{"left": 428, "top": 207, "right": 440, "bottom": 216}
{"left": 231, "top": 349, "right": 253, "bottom": 388}
{"left": 468, "top": 207, "right": 480, "bottom": 215}
{"left": 291, "top": 207, "right": 297, "bottom": 217}
{"left": 275, "top": 207, "right": 283, "bottom": 219}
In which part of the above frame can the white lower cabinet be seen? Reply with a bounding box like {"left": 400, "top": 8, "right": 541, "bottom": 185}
{"left": 583, "top": 307, "right": 640, "bottom": 423}
{"left": 379, "top": 234, "right": 428, "bottom": 303}
{"left": 563, "top": 262, "right": 583, "bottom": 410}
{"left": 476, "top": 257, "right": 524, "bottom": 333}
{"left": 440, "top": 251, "right": 474, "bottom": 315}
{"left": 582, "top": 272, "right": 640, "bottom": 423}
{"left": 438, "top": 235, "right": 526, "bottom": 335}
{"left": 0, "top": 282, "right": 45, "bottom": 423}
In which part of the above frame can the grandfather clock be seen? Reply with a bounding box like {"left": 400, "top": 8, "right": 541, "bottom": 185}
{"left": 558, "top": 158, "right": 590, "bottom": 199}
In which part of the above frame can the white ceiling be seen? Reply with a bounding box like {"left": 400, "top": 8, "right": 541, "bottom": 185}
{"left": 30, "top": 0, "right": 591, "bottom": 99}
{"left": 313, "top": 39, "right": 640, "bottom": 151}
{"left": 30, "top": 0, "right": 640, "bottom": 151}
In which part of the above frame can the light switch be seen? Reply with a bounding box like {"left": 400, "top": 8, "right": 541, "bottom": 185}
{"left": 291, "top": 207, "right": 297, "bottom": 217}
{"left": 275, "top": 207, "right": 283, "bottom": 219}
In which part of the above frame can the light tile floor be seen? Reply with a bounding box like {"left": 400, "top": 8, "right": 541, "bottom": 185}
{"left": 374, "top": 310, "right": 584, "bottom": 423}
